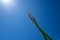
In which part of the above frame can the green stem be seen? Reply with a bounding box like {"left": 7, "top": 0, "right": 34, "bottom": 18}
{"left": 28, "top": 13, "right": 52, "bottom": 40}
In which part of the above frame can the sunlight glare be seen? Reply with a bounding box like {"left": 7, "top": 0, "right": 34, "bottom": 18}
{"left": 0, "top": 0, "right": 13, "bottom": 6}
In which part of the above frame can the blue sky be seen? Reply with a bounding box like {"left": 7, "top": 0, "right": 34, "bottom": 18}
{"left": 0, "top": 0, "right": 60, "bottom": 40}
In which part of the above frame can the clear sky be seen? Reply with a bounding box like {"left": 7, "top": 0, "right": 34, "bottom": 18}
{"left": 0, "top": 0, "right": 60, "bottom": 40}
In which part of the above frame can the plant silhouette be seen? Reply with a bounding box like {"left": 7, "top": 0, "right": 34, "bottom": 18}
{"left": 28, "top": 12, "right": 52, "bottom": 40}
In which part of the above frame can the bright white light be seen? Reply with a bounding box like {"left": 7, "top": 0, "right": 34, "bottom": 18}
{"left": 1, "top": 0, "right": 12, "bottom": 5}
{"left": 0, "top": 0, "right": 17, "bottom": 10}
{"left": 0, "top": 0, "right": 13, "bottom": 6}
{"left": 0, "top": 0, "right": 18, "bottom": 11}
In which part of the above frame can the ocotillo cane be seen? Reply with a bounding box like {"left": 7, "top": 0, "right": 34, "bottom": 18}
{"left": 28, "top": 13, "right": 52, "bottom": 40}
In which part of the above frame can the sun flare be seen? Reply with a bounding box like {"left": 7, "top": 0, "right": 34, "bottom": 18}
{"left": 0, "top": 0, "right": 18, "bottom": 10}
{"left": 0, "top": 0, "right": 13, "bottom": 6}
